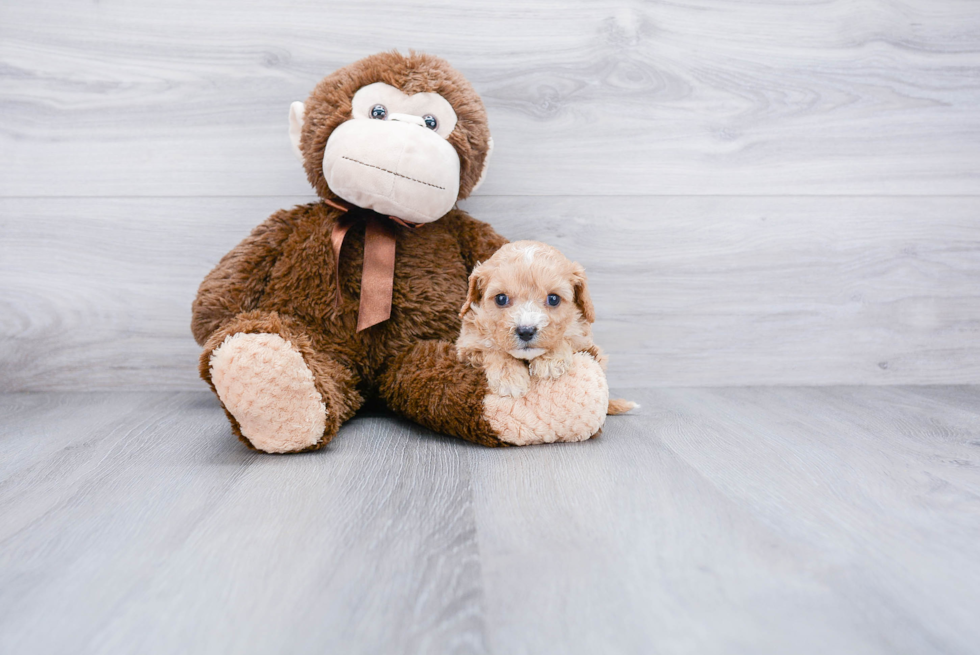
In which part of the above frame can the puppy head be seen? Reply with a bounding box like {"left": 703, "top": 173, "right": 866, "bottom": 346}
{"left": 459, "top": 241, "right": 594, "bottom": 360}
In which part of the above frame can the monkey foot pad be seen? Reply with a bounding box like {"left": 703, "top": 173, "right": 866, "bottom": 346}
{"left": 483, "top": 352, "right": 608, "bottom": 446}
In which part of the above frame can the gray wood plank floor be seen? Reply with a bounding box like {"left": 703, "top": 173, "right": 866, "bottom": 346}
{"left": 2, "top": 387, "right": 978, "bottom": 654}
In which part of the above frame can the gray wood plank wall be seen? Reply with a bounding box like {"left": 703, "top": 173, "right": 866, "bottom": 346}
{"left": 2, "top": 0, "right": 979, "bottom": 390}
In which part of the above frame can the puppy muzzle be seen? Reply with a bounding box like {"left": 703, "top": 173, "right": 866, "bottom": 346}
{"left": 509, "top": 326, "right": 545, "bottom": 360}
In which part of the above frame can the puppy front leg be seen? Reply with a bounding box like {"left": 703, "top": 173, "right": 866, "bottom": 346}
{"left": 529, "top": 341, "right": 574, "bottom": 380}
{"left": 483, "top": 351, "right": 531, "bottom": 398}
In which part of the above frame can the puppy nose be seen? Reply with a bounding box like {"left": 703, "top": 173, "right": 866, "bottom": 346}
{"left": 515, "top": 326, "right": 537, "bottom": 342}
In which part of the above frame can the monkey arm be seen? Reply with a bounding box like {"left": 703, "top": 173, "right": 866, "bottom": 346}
{"left": 444, "top": 209, "right": 509, "bottom": 271}
{"left": 380, "top": 341, "right": 609, "bottom": 447}
{"left": 379, "top": 340, "right": 510, "bottom": 447}
{"left": 190, "top": 209, "right": 299, "bottom": 346}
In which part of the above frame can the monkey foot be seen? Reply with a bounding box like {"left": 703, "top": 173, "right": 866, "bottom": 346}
{"left": 482, "top": 352, "right": 609, "bottom": 446}
{"left": 209, "top": 332, "right": 327, "bottom": 453}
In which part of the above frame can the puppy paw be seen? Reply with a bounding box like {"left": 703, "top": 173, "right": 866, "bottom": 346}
{"left": 487, "top": 365, "right": 531, "bottom": 398}
{"left": 529, "top": 354, "right": 571, "bottom": 380}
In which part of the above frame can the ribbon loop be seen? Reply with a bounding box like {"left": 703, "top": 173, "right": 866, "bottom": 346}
{"left": 357, "top": 216, "right": 396, "bottom": 331}
{"left": 327, "top": 198, "right": 421, "bottom": 332}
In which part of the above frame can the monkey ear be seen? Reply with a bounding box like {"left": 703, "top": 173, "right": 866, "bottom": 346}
{"left": 460, "top": 263, "right": 486, "bottom": 319}
{"left": 571, "top": 263, "right": 596, "bottom": 324}
{"left": 288, "top": 101, "right": 306, "bottom": 161}
{"left": 469, "top": 136, "right": 493, "bottom": 194}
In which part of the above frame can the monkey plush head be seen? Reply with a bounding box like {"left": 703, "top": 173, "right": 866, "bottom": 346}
{"left": 289, "top": 51, "right": 493, "bottom": 223}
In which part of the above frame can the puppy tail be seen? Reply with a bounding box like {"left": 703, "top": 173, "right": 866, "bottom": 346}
{"left": 607, "top": 398, "right": 638, "bottom": 415}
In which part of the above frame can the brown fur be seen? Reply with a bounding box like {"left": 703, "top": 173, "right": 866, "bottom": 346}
{"left": 298, "top": 51, "right": 491, "bottom": 203}
{"left": 455, "top": 241, "right": 634, "bottom": 415}
{"left": 192, "top": 53, "right": 508, "bottom": 448}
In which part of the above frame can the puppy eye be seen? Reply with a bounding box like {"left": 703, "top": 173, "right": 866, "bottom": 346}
{"left": 494, "top": 294, "right": 509, "bottom": 307}
{"left": 423, "top": 114, "right": 438, "bottom": 130}
{"left": 547, "top": 294, "right": 561, "bottom": 307}
{"left": 370, "top": 104, "right": 387, "bottom": 119}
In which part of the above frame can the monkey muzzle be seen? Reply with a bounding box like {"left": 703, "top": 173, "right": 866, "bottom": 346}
{"left": 322, "top": 119, "right": 461, "bottom": 223}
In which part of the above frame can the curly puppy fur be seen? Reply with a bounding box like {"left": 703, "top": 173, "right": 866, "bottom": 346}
{"left": 456, "top": 241, "right": 636, "bottom": 414}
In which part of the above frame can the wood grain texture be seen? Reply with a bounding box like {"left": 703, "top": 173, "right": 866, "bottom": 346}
{"left": 469, "top": 385, "right": 980, "bottom": 654}
{"left": 3, "top": 3, "right": 978, "bottom": 652}
{"left": 1, "top": 0, "right": 979, "bottom": 197}
{"left": 0, "top": 393, "right": 489, "bottom": 655}
{"left": 2, "top": 387, "right": 978, "bottom": 654}
{"left": 3, "top": 195, "right": 979, "bottom": 391}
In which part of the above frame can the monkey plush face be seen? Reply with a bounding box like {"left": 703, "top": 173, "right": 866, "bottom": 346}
{"left": 289, "top": 52, "right": 493, "bottom": 223}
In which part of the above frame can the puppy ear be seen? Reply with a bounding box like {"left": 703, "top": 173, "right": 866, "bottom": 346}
{"left": 571, "top": 263, "right": 596, "bottom": 323}
{"left": 460, "top": 263, "right": 486, "bottom": 319}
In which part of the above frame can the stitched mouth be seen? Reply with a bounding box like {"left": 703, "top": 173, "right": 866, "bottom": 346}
{"left": 341, "top": 156, "right": 446, "bottom": 190}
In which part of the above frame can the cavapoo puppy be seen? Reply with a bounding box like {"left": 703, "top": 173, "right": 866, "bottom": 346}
{"left": 456, "top": 240, "right": 635, "bottom": 414}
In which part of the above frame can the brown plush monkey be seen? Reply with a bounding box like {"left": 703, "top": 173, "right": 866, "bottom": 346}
{"left": 191, "top": 51, "right": 611, "bottom": 453}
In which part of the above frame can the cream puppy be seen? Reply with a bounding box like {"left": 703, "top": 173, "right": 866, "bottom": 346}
{"left": 457, "top": 241, "right": 635, "bottom": 413}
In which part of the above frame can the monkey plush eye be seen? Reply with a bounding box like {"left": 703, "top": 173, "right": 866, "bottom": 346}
{"left": 422, "top": 114, "right": 438, "bottom": 130}
{"left": 547, "top": 294, "right": 561, "bottom": 307}
{"left": 494, "top": 294, "right": 509, "bottom": 307}
{"left": 370, "top": 104, "right": 387, "bottom": 119}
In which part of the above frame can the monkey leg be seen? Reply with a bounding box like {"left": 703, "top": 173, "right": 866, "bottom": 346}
{"left": 379, "top": 341, "right": 609, "bottom": 447}
{"left": 199, "top": 311, "right": 362, "bottom": 453}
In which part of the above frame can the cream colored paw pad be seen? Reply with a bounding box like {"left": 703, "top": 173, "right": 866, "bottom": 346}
{"left": 209, "top": 332, "right": 327, "bottom": 453}
{"left": 483, "top": 353, "right": 609, "bottom": 446}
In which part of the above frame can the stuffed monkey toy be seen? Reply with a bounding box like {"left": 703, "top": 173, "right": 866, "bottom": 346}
{"left": 191, "top": 51, "right": 611, "bottom": 453}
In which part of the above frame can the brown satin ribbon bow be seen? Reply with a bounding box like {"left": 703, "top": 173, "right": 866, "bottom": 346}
{"left": 326, "top": 197, "right": 422, "bottom": 332}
